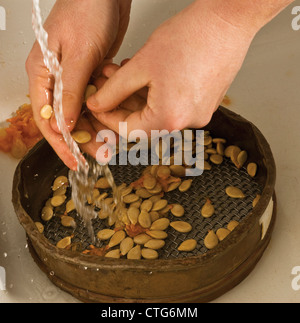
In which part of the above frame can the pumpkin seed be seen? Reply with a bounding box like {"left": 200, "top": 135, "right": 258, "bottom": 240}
{"left": 41, "top": 206, "right": 53, "bottom": 221}
{"left": 225, "top": 186, "right": 245, "bottom": 198}
{"left": 204, "top": 161, "right": 212, "bottom": 170}
{"left": 97, "top": 229, "right": 115, "bottom": 240}
{"left": 201, "top": 199, "right": 215, "bottom": 218}
{"left": 237, "top": 150, "right": 247, "bottom": 168}
{"left": 65, "top": 200, "right": 75, "bottom": 214}
{"left": 247, "top": 162, "right": 257, "bottom": 177}
{"left": 167, "top": 180, "right": 181, "bottom": 192}
{"left": 144, "top": 239, "right": 165, "bottom": 250}
{"left": 51, "top": 195, "right": 66, "bottom": 207}
{"left": 52, "top": 176, "right": 68, "bottom": 191}
{"left": 156, "top": 165, "right": 171, "bottom": 179}
{"left": 170, "top": 221, "right": 192, "bottom": 233}
{"left": 53, "top": 185, "right": 67, "bottom": 196}
{"left": 71, "top": 130, "right": 92, "bottom": 144}
{"left": 127, "top": 245, "right": 141, "bottom": 259}
{"left": 121, "top": 185, "right": 133, "bottom": 197}
{"left": 204, "top": 230, "right": 218, "bottom": 250}
{"left": 140, "top": 199, "right": 153, "bottom": 212}
{"left": 61, "top": 215, "right": 76, "bottom": 228}
{"left": 84, "top": 84, "right": 97, "bottom": 101}
{"left": 141, "top": 248, "right": 158, "bottom": 259}
{"left": 152, "top": 199, "right": 168, "bottom": 211}
{"left": 143, "top": 175, "right": 157, "bottom": 190}
{"left": 252, "top": 194, "right": 261, "bottom": 208}
{"left": 120, "top": 237, "right": 134, "bottom": 256}
{"left": 138, "top": 210, "right": 152, "bottom": 228}
{"left": 216, "top": 142, "right": 225, "bottom": 155}
{"left": 212, "top": 138, "right": 226, "bottom": 144}
{"left": 108, "top": 230, "right": 126, "bottom": 248}
{"left": 95, "top": 177, "right": 110, "bottom": 189}
{"left": 224, "top": 145, "right": 235, "bottom": 158}
{"left": 123, "top": 193, "right": 139, "bottom": 204}
{"left": 149, "top": 211, "right": 160, "bottom": 222}
{"left": 170, "top": 204, "right": 185, "bottom": 217}
{"left": 135, "top": 188, "right": 152, "bottom": 198}
{"left": 40, "top": 104, "right": 53, "bottom": 120}
{"left": 150, "top": 218, "right": 170, "bottom": 231}
{"left": 98, "top": 209, "right": 109, "bottom": 219}
{"left": 127, "top": 206, "right": 140, "bottom": 225}
{"left": 147, "top": 182, "right": 163, "bottom": 195}
{"left": 105, "top": 249, "right": 120, "bottom": 258}
{"left": 178, "top": 239, "right": 197, "bottom": 252}
{"left": 147, "top": 230, "right": 168, "bottom": 239}
{"left": 204, "top": 136, "right": 212, "bottom": 146}
{"left": 178, "top": 179, "right": 193, "bottom": 192}
{"left": 169, "top": 165, "right": 186, "bottom": 177}
{"left": 56, "top": 236, "right": 72, "bottom": 249}
{"left": 35, "top": 222, "right": 44, "bottom": 234}
{"left": 210, "top": 154, "right": 223, "bottom": 165}
{"left": 205, "top": 148, "right": 217, "bottom": 154}
{"left": 134, "top": 233, "right": 152, "bottom": 245}
{"left": 216, "top": 228, "right": 230, "bottom": 241}
{"left": 227, "top": 220, "right": 239, "bottom": 232}
{"left": 230, "top": 146, "right": 241, "bottom": 168}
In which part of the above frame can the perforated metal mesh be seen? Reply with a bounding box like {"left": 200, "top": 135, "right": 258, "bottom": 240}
{"left": 43, "top": 157, "right": 262, "bottom": 259}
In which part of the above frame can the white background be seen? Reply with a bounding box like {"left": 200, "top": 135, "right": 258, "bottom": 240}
{"left": 0, "top": 0, "right": 300, "bottom": 302}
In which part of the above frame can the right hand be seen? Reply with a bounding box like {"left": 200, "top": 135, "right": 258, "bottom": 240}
{"left": 26, "top": 0, "right": 132, "bottom": 170}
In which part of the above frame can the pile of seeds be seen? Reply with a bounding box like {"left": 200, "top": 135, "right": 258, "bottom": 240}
{"left": 35, "top": 130, "right": 261, "bottom": 259}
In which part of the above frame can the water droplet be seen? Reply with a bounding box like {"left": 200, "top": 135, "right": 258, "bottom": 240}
{"left": 3, "top": 252, "right": 7, "bottom": 258}
{"left": 49, "top": 271, "right": 55, "bottom": 276}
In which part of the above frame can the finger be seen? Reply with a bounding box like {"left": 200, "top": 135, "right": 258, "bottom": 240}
{"left": 50, "top": 52, "right": 99, "bottom": 134}
{"left": 26, "top": 42, "right": 78, "bottom": 170}
{"left": 87, "top": 58, "right": 149, "bottom": 113}
{"left": 119, "top": 94, "right": 147, "bottom": 112}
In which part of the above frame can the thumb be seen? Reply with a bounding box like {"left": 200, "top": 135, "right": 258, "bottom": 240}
{"left": 87, "top": 57, "right": 148, "bottom": 113}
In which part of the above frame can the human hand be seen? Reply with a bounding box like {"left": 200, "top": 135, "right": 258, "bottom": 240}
{"left": 26, "top": 0, "right": 132, "bottom": 169}
{"left": 86, "top": 0, "right": 265, "bottom": 137}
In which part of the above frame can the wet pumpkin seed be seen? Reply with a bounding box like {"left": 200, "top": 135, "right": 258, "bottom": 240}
{"left": 65, "top": 199, "right": 75, "bottom": 213}
{"left": 169, "top": 165, "right": 186, "bottom": 177}
{"left": 230, "top": 146, "right": 241, "bottom": 168}
{"left": 41, "top": 206, "right": 53, "bottom": 222}
{"left": 71, "top": 130, "right": 92, "bottom": 144}
{"left": 140, "top": 199, "right": 153, "bottom": 212}
{"left": 52, "top": 176, "right": 68, "bottom": 191}
{"left": 167, "top": 180, "right": 181, "bottom": 192}
{"left": 141, "top": 248, "right": 158, "bottom": 259}
{"left": 156, "top": 165, "right": 171, "bottom": 179}
{"left": 135, "top": 188, "right": 152, "bottom": 198}
{"left": 178, "top": 239, "right": 197, "bottom": 252}
{"left": 210, "top": 154, "right": 223, "bottom": 165}
{"left": 51, "top": 195, "right": 66, "bottom": 207}
{"left": 61, "top": 215, "right": 76, "bottom": 228}
{"left": 204, "top": 230, "right": 218, "bottom": 250}
{"left": 84, "top": 84, "right": 97, "bottom": 101}
{"left": 225, "top": 186, "right": 245, "bottom": 198}
{"left": 143, "top": 175, "right": 157, "bottom": 190}
{"left": 40, "top": 104, "right": 53, "bottom": 120}
{"left": 170, "top": 221, "right": 192, "bottom": 233}
{"left": 95, "top": 177, "right": 110, "bottom": 189}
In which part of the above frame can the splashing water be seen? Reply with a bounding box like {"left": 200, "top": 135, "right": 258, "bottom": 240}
{"left": 31, "top": 0, "right": 120, "bottom": 243}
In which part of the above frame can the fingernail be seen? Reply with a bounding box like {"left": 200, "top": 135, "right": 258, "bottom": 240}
{"left": 87, "top": 95, "right": 98, "bottom": 110}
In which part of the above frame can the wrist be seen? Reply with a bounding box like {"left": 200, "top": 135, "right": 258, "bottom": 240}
{"left": 195, "top": 0, "right": 295, "bottom": 36}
